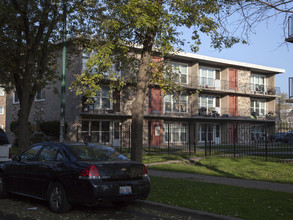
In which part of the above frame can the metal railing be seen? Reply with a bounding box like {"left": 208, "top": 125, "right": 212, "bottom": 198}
{"left": 115, "top": 120, "right": 293, "bottom": 162}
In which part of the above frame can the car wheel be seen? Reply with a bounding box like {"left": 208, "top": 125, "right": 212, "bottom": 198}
{"left": 48, "top": 182, "right": 71, "bottom": 213}
{"left": 0, "top": 173, "right": 7, "bottom": 199}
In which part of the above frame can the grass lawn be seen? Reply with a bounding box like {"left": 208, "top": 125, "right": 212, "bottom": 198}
{"left": 148, "top": 176, "right": 293, "bottom": 220}
{"left": 148, "top": 156, "right": 293, "bottom": 184}
{"left": 142, "top": 154, "right": 193, "bottom": 164}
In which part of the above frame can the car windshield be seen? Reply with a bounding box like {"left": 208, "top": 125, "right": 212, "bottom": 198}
{"left": 66, "top": 144, "right": 129, "bottom": 162}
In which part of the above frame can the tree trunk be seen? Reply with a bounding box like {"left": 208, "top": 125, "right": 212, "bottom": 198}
{"left": 131, "top": 30, "right": 156, "bottom": 162}
{"left": 17, "top": 87, "right": 34, "bottom": 153}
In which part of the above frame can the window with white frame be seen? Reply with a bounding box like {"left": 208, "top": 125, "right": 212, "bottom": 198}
{"left": 199, "top": 67, "right": 218, "bottom": 87}
{"left": 199, "top": 95, "right": 217, "bottom": 110}
{"left": 251, "top": 126, "right": 265, "bottom": 142}
{"left": 35, "top": 90, "right": 45, "bottom": 101}
{"left": 251, "top": 99, "right": 266, "bottom": 117}
{"left": 198, "top": 124, "right": 220, "bottom": 142}
{"left": 250, "top": 75, "right": 265, "bottom": 93}
{"left": 82, "top": 52, "right": 120, "bottom": 77}
{"left": 164, "top": 94, "right": 188, "bottom": 113}
{"left": 81, "top": 120, "right": 111, "bottom": 143}
{"left": 163, "top": 123, "right": 188, "bottom": 143}
{"left": 13, "top": 92, "right": 19, "bottom": 104}
{"left": 171, "top": 62, "right": 188, "bottom": 84}
{"left": 91, "top": 87, "right": 112, "bottom": 110}
{"left": 0, "top": 106, "right": 4, "bottom": 114}
{"left": 0, "top": 88, "right": 4, "bottom": 96}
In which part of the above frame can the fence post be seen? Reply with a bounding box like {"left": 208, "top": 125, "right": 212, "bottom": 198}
{"left": 204, "top": 125, "right": 207, "bottom": 157}
{"left": 76, "top": 125, "right": 79, "bottom": 142}
{"left": 168, "top": 123, "right": 170, "bottom": 156}
{"left": 265, "top": 122, "right": 268, "bottom": 161}
{"left": 233, "top": 123, "right": 236, "bottom": 158}
{"left": 189, "top": 123, "right": 191, "bottom": 156}
{"left": 148, "top": 121, "right": 151, "bottom": 155}
{"left": 193, "top": 123, "right": 196, "bottom": 155}
{"left": 129, "top": 124, "right": 131, "bottom": 153}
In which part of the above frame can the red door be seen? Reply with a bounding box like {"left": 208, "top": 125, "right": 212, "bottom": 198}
{"left": 229, "top": 96, "right": 238, "bottom": 117}
{"left": 151, "top": 120, "right": 162, "bottom": 146}
{"left": 229, "top": 69, "right": 238, "bottom": 91}
{"left": 149, "top": 88, "right": 162, "bottom": 114}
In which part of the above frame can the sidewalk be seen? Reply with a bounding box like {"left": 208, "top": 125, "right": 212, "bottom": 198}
{"left": 146, "top": 160, "right": 293, "bottom": 193}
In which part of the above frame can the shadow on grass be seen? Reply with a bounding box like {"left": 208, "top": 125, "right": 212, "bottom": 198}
{"left": 192, "top": 161, "right": 237, "bottom": 178}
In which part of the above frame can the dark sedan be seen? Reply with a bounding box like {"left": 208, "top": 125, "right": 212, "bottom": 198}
{"left": 0, "top": 142, "right": 150, "bottom": 213}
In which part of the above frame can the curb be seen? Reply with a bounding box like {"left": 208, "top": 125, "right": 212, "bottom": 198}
{"left": 136, "top": 200, "right": 242, "bottom": 220}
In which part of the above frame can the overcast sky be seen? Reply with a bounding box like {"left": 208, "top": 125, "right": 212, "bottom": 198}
{"left": 180, "top": 15, "right": 292, "bottom": 96}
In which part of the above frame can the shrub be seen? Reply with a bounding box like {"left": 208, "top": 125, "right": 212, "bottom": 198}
{"left": 39, "top": 121, "right": 67, "bottom": 137}
{"left": 10, "top": 121, "right": 18, "bottom": 135}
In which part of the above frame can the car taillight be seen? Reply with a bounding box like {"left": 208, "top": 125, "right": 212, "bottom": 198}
{"left": 143, "top": 164, "right": 148, "bottom": 176}
{"left": 79, "top": 165, "right": 100, "bottom": 179}
{"left": 9, "top": 147, "right": 12, "bottom": 159}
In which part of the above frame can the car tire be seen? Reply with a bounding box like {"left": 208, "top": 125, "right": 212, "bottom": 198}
{"left": 0, "top": 173, "right": 7, "bottom": 199}
{"left": 48, "top": 182, "right": 71, "bottom": 213}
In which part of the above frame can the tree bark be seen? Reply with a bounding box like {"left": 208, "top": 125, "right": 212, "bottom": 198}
{"left": 131, "top": 30, "right": 156, "bottom": 162}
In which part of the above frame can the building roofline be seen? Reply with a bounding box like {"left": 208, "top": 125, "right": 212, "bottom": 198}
{"left": 175, "top": 52, "right": 285, "bottom": 74}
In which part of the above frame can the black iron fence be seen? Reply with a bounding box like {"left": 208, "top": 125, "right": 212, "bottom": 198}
{"left": 117, "top": 120, "right": 293, "bottom": 162}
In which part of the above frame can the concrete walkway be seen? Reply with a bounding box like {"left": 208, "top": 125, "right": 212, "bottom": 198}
{"left": 146, "top": 161, "right": 293, "bottom": 193}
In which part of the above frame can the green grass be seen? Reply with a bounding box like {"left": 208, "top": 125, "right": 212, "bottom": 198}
{"left": 142, "top": 153, "right": 195, "bottom": 164}
{"left": 148, "top": 157, "right": 293, "bottom": 184}
{"left": 148, "top": 176, "right": 293, "bottom": 220}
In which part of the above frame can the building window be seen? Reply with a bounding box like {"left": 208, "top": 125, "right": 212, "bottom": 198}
{"left": 198, "top": 124, "right": 220, "bottom": 142}
{"left": 199, "top": 95, "right": 216, "bottom": 110}
{"left": 0, "top": 88, "right": 4, "bottom": 96}
{"left": 171, "top": 62, "right": 188, "bottom": 84}
{"left": 90, "top": 87, "right": 112, "bottom": 110}
{"left": 0, "top": 106, "right": 3, "bottom": 114}
{"left": 251, "top": 100, "right": 266, "bottom": 117}
{"left": 0, "top": 125, "right": 3, "bottom": 129}
{"left": 81, "top": 120, "right": 111, "bottom": 143}
{"left": 163, "top": 123, "right": 188, "bottom": 143}
{"left": 82, "top": 52, "right": 120, "bottom": 77}
{"left": 250, "top": 75, "right": 265, "bottom": 94}
{"left": 164, "top": 94, "right": 188, "bottom": 113}
{"left": 13, "top": 92, "right": 19, "bottom": 104}
{"left": 35, "top": 90, "right": 45, "bottom": 101}
{"left": 199, "top": 67, "right": 219, "bottom": 88}
{"left": 251, "top": 126, "right": 265, "bottom": 142}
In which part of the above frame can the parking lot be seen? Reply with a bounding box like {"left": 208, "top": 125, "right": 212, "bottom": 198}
{"left": 0, "top": 195, "right": 218, "bottom": 220}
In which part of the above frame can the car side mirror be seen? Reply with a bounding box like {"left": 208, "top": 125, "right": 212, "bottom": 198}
{"left": 12, "top": 155, "right": 20, "bottom": 161}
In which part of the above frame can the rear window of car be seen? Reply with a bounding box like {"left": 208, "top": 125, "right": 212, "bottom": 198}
{"left": 0, "top": 129, "right": 9, "bottom": 145}
{"left": 66, "top": 144, "right": 129, "bottom": 162}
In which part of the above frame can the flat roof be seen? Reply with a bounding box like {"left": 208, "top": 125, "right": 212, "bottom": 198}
{"left": 175, "top": 52, "right": 285, "bottom": 74}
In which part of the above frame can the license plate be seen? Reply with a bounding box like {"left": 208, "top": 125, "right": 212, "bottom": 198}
{"left": 119, "top": 186, "right": 132, "bottom": 195}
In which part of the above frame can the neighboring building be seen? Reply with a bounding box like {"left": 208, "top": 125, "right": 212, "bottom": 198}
{"left": 2, "top": 51, "right": 285, "bottom": 148}
{"left": 0, "top": 87, "right": 6, "bottom": 130}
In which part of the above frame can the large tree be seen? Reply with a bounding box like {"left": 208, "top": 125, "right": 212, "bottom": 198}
{"left": 72, "top": 0, "right": 243, "bottom": 162}
{"left": 0, "top": 0, "right": 96, "bottom": 152}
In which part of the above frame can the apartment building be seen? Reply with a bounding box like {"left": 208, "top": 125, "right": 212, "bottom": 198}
{"left": 2, "top": 51, "right": 285, "bottom": 148}
{"left": 0, "top": 87, "right": 6, "bottom": 130}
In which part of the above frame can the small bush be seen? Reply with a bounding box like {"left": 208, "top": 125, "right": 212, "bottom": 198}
{"left": 39, "top": 121, "right": 67, "bottom": 137}
{"left": 10, "top": 121, "right": 18, "bottom": 136}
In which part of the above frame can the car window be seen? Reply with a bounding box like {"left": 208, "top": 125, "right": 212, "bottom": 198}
{"left": 21, "top": 145, "right": 43, "bottom": 162}
{"left": 0, "top": 129, "right": 9, "bottom": 145}
{"left": 66, "top": 144, "right": 129, "bottom": 162}
{"left": 56, "top": 152, "right": 64, "bottom": 162}
{"left": 38, "top": 145, "right": 60, "bottom": 162}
